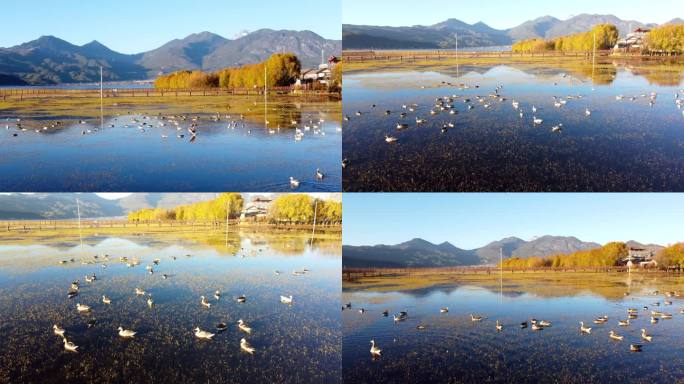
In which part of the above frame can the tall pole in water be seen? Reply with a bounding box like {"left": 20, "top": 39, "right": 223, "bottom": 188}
{"left": 310, "top": 199, "right": 318, "bottom": 244}
{"left": 100, "top": 66, "right": 103, "bottom": 128}
{"left": 455, "top": 33, "right": 459, "bottom": 78}
{"left": 264, "top": 66, "right": 267, "bottom": 128}
{"left": 499, "top": 247, "right": 503, "bottom": 299}
{"left": 76, "top": 198, "right": 83, "bottom": 248}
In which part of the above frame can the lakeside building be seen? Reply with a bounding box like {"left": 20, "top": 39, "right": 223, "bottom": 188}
{"left": 239, "top": 197, "right": 272, "bottom": 222}
{"left": 297, "top": 55, "right": 339, "bottom": 86}
{"left": 613, "top": 28, "right": 650, "bottom": 52}
{"left": 622, "top": 247, "right": 657, "bottom": 268}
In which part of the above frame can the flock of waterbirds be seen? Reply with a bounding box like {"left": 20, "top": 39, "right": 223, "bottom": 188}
{"left": 4, "top": 109, "right": 336, "bottom": 188}
{"left": 341, "top": 73, "right": 684, "bottom": 148}
{"left": 345, "top": 289, "right": 684, "bottom": 357}
{"left": 53, "top": 252, "right": 312, "bottom": 355}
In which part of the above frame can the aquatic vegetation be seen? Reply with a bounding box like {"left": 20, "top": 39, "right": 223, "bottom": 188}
{"left": 0, "top": 231, "right": 341, "bottom": 383}
{"left": 343, "top": 273, "right": 684, "bottom": 383}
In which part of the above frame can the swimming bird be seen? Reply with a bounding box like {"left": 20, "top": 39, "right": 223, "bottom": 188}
{"left": 216, "top": 323, "right": 228, "bottom": 332}
{"left": 370, "top": 339, "right": 382, "bottom": 356}
{"left": 496, "top": 320, "right": 503, "bottom": 332}
{"left": 135, "top": 288, "right": 145, "bottom": 296}
{"left": 147, "top": 295, "right": 154, "bottom": 308}
{"left": 385, "top": 135, "right": 398, "bottom": 143}
{"left": 194, "top": 327, "right": 215, "bottom": 339}
{"left": 641, "top": 329, "right": 652, "bottom": 342}
{"left": 87, "top": 319, "right": 96, "bottom": 329}
{"left": 76, "top": 303, "right": 91, "bottom": 312}
{"left": 238, "top": 319, "right": 252, "bottom": 334}
{"left": 396, "top": 123, "right": 408, "bottom": 130}
{"left": 585, "top": 108, "right": 591, "bottom": 116}
{"left": 240, "top": 338, "right": 255, "bottom": 354}
{"left": 63, "top": 338, "right": 79, "bottom": 352}
{"left": 214, "top": 290, "right": 221, "bottom": 300}
{"left": 117, "top": 327, "right": 136, "bottom": 338}
{"left": 440, "top": 307, "right": 449, "bottom": 313}
{"left": 532, "top": 105, "right": 537, "bottom": 113}
{"left": 533, "top": 116, "right": 543, "bottom": 125}
{"left": 618, "top": 319, "right": 630, "bottom": 326}
{"left": 470, "top": 314, "right": 483, "bottom": 322}
{"left": 381, "top": 310, "right": 389, "bottom": 317}
{"left": 630, "top": 344, "right": 643, "bottom": 352}
{"left": 416, "top": 324, "right": 426, "bottom": 330}
{"left": 200, "top": 296, "right": 212, "bottom": 308}
{"left": 538, "top": 320, "right": 552, "bottom": 327}
{"left": 531, "top": 323, "right": 543, "bottom": 331}
{"left": 650, "top": 316, "right": 659, "bottom": 324}
{"left": 552, "top": 124, "right": 563, "bottom": 133}
{"left": 316, "top": 168, "right": 325, "bottom": 180}
{"left": 280, "top": 295, "right": 293, "bottom": 304}
{"left": 609, "top": 330, "right": 624, "bottom": 341}
{"left": 236, "top": 295, "right": 246, "bottom": 303}
{"left": 580, "top": 321, "right": 592, "bottom": 333}
{"left": 289, "top": 177, "right": 300, "bottom": 188}
{"left": 102, "top": 295, "right": 111, "bottom": 305}
{"left": 394, "top": 311, "right": 408, "bottom": 322}
{"left": 358, "top": 308, "right": 365, "bottom": 314}
{"left": 53, "top": 324, "right": 65, "bottom": 337}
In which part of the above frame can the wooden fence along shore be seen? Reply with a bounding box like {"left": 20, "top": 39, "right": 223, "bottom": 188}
{"left": 0, "top": 86, "right": 339, "bottom": 101}
{"left": 0, "top": 220, "right": 341, "bottom": 232}
{"left": 342, "top": 49, "right": 684, "bottom": 62}
{"left": 342, "top": 266, "right": 683, "bottom": 281}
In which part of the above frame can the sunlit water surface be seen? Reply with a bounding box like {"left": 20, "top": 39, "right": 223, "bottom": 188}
{"left": 342, "top": 275, "right": 684, "bottom": 383}
{"left": 343, "top": 64, "right": 684, "bottom": 191}
{"left": 0, "top": 233, "right": 341, "bottom": 383}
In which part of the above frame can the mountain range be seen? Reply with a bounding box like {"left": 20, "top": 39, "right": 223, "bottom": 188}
{"left": 343, "top": 237, "right": 664, "bottom": 268}
{"left": 0, "top": 29, "right": 341, "bottom": 85}
{"left": 343, "top": 14, "right": 683, "bottom": 49}
{"left": 0, "top": 193, "right": 218, "bottom": 219}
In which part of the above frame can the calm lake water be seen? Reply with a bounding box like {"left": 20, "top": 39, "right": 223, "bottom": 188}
{"left": 0, "top": 231, "right": 341, "bottom": 383}
{"left": 0, "top": 107, "right": 341, "bottom": 192}
{"left": 342, "top": 274, "right": 684, "bottom": 383}
{"left": 343, "top": 63, "right": 684, "bottom": 191}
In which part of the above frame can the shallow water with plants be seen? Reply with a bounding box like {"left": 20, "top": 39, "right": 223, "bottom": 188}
{"left": 342, "top": 272, "right": 684, "bottom": 383}
{"left": 0, "top": 95, "right": 341, "bottom": 191}
{"left": 342, "top": 60, "right": 684, "bottom": 191}
{"left": 0, "top": 230, "right": 341, "bottom": 383}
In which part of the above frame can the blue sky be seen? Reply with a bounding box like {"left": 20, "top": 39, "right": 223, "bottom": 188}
{"left": 2, "top": 0, "right": 341, "bottom": 53}
{"left": 343, "top": 0, "right": 681, "bottom": 29}
{"left": 343, "top": 194, "right": 684, "bottom": 248}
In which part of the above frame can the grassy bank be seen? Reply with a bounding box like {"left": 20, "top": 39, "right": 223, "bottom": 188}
{"left": 0, "top": 92, "right": 341, "bottom": 128}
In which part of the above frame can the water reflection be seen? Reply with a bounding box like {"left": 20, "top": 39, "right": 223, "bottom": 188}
{"left": 343, "top": 63, "right": 684, "bottom": 192}
{"left": 0, "top": 232, "right": 341, "bottom": 383}
{"left": 342, "top": 274, "right": 684, "bottom": 383}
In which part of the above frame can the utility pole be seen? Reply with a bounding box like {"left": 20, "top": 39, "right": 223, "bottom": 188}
{"left": 455, "top": 33, "right": 459, "bottom": 78}
{"left": 76, "top": 198, "right": 83, "bottom": 248}
{"left": 100, "top": 66, "right": 104, "bottom": 128}
{"left": 311, "top": 199, "right": 318, "bottom": 244}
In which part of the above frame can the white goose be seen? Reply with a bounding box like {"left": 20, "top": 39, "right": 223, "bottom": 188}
{"left": 135, "top": 288, "right": 145, "bottom": 296}
{"left": 214, "top": 290, "right": 221, "bottom": 300}
{"left": 280, "top": 295, "right": 293, "bottom": 304}
{"left": 53, "top": 324, "right": 65, "bottom": 337}
{"left": 102, "top": 295, "right": 111, "bottom": 305}
{"left": 76, "top": 303, "right": 91, "bottom": 312}
{"left": 63, "top": 338, "right": 79, "bottom": 352}
{"left": 609, "top": 330, "right": 624, "bottom": 341}
{"left": 533, "top": 116, "right": 543, "bottom": 125}
{"left": 385, "top": 135, "right": 398, "bottom": 143}
{"left": 496, "top": 320, "right": 503, "bottom": 331}
{"left": 147, "top": 295, "right": 154, "bottom": 308}
{"left": 200, "top": 296, "right": 212, "bottom": 308}
{"left": 194, "top": 327, "right": 215, "bottom": 339}
{"left": 240, "top": 338, "right": 255, "bottom": 354}
{"left": 117, "top": 327, "right": 136, "bottom": 338}
{"left": 641, "top": 328, "right": 653, "bottom": 342}
{"left": 579, "top": 321, "right": 592, "bottom": 333}
{"left": 237, "top": 319, "right": 252, "bottom": 334}
{"left": 370, "top": 339, "right": 382, "bottom": 356}
{"left": 289, "top": 177, "right": 300, "bottom": 188}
